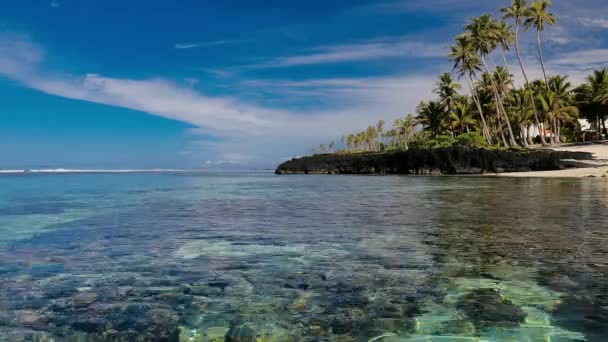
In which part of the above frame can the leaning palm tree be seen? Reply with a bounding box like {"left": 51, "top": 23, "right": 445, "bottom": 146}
{"left": 465, "top": 15, "right": 518, "bottom": 146}
{"left": 496, "top": 21, "right": 515, "bottom": 76}
{"left": 449, "top": 35, "right": 492, "bottom": 144}
{"left": 524, "top": 0, "right": 556, "bottom": 88}
{"left": 502, "top": 0, "right": 548, "bottom": 145}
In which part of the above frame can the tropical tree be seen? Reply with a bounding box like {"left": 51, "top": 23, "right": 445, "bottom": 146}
{"left": 507, "top": 87, "right": 534, "bottom": 145}
{"left": 502, "top": 0, "right": 548, "bottom": 145}
{"left": 575, "top": 69, "right": 608, "bottom": 140}
{"left": 416, "top": 101, "right": 447, "bottom": 138}
{"left": 450, "top": 96, "right": 477, "bottom": 134}
{"left": 495, "top": 21, "right": 515, "bottom": 74}
{"left": 524, "top": 0, "right": 556, "bottom": 88}
{"left": 465, "top": 15, "right": 518, "bottom": 146}
{"left": 435, "top": 72, "right": 462, "bottom": 115}
{"left": 449, "top": 35, "right": 492, "bottom": 144}
{"left": 389, "top": 114, "right": 418, "bottom": 150}
{"left": 537, "top": 90, "right": 579, "bottom": 144}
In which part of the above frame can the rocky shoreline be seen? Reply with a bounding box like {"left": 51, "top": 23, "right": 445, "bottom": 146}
{"left": 275, "top": 147, "right": 594, "bottom": 175}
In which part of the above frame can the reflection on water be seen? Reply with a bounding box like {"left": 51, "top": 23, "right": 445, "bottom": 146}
{"left": 0, "top": 173, "right": 606, "bottom": 341}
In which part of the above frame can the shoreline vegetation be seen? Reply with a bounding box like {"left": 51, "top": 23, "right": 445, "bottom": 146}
{"left": 287, "top": 0, "right": 608, "bottom": 177}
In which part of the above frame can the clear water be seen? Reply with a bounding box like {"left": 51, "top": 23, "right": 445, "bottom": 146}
{"left": 0, "top": 172, "right": 606, "bottom": 342}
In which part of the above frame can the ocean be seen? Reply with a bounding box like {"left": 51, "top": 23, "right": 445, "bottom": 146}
{"left": 0, "top": 172, "right": 606, "bottom": 341}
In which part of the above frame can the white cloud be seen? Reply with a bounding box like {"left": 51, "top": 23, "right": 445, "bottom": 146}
{"left": 253, "top": 37, "right": 447, "bottom": 68}
{"left": 551, "top": 49, "right": 608, "bottom": 70}
{"left": 0, "top": 33, "right": 437, "bottom": 166}
{"left": 578, "top": 17, "right": 608, "bottom": 29}
{"left": 174, "top": 39, "right": 250, "bottom": 49}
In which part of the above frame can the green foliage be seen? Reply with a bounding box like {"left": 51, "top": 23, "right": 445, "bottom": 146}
{"left": 559, "top": 127, "right": 578, "bottom": 143}
{"left": 322, "top": 2, "right": 606, "bottom": 153}
{"left": 455, "top": 132, "right": 489, "bottom": 148}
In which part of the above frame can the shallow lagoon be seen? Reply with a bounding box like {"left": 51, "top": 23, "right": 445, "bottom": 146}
{"left": 0, "top": 172, "right": 606, "bottom": 341}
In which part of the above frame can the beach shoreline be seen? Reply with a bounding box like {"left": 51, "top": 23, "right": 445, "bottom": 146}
{"left": 497, "top": 142, "right": 608, "bottom": 178}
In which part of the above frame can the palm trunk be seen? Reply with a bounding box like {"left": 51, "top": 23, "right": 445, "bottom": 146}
{"left": 545, "top": 120, "right": 555, "bottom": 144}
{"left": 501, "top": 48, "right": 511, "bottom": 79}
{"left": 500, "top": 131, "right": 509, "bottom": 147}
{"left": 465, "top": 74, "right": 492, "bottom": 144}
{"left": 480, "top": 55, "right": 518, "bottom": 147}
{"left": 554, "top": 118, "right": 561, "bottom": 143}
{"left": 520, "top": 124, "right": 529, "bottom": 146}
{"left": 514, "top": 21, "right": 547, "bottom": 146}
{"left": 536, "top": 30, "right": 550, "bottom": 90}
{"left": 526, "top": 125, "right": 534, "bottom": 145}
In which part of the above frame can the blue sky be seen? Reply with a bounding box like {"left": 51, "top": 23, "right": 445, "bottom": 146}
{"left": 1, "top": 0, "right": 607, "bottom": 169}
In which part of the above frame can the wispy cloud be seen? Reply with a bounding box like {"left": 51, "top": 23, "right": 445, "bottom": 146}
{"left": 173, "top": 39, "right": 250, "bottom": 49}
{"left": 0, "top": 33, "right": 438, "bottom": 165}
{"left": 253, "top": 37, "right": 447, "bottom": 68}
{"left": 49, "top": 0, "right": 60, "bottom": 8}
{"left": 578, "top": 17, "right": 608, "bottom": 29}
{"left": 551, "top": 49, "right": 608, "bottom": 71}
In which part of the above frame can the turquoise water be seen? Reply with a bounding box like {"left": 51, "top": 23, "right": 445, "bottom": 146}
{"left": 0, "top": 172, "right": 606, "bottom": 341}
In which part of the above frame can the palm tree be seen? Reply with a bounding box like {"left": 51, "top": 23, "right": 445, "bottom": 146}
{"left": 450, "top": 97, "right": 477, "bottom": 134}
{"left": 496, "top": 21, "right": 515, "bottom": 77}
{"left": 435, "top": 72, "right": 462, "bottom": 114}
{"left": 502, "top": 0, "right": 548, "bottom": 145}
{"left": 507, "top": 87, "right": 534, "bottom": 145}
{"left": 575, "top": 69, "right": 608, "bottom": 140}
{"left": 449, "top": 35, "right": 492, "bottom": 144}
{"left": 524, "top": 0, "right": 556, "bottom": 88}
{"left": 538, "top": 90, "right": 579, "bottom": 144}
{"left": 465, "top": 15, "right": 519, "bottom": 146}
{"left": 546, "top": 75, "right": 574, "bottom": 142}
{"left": 392, "top": 114, "right": 418, "bottom": 150}
{"left": 416, "top": 101, "right": 447, "bottom": 138}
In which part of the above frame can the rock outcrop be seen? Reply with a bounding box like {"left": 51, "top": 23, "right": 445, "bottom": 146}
{"left": 275, "top": 147, "right": 594, "bottom": 175}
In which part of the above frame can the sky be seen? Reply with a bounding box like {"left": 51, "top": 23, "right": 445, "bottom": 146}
{"left": 1, "top": 0, "right": 607, "bottom": 169}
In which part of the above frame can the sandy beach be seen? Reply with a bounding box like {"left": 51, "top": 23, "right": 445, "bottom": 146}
{"left": 499, "top": 142, "right": 608, "bottom": 178}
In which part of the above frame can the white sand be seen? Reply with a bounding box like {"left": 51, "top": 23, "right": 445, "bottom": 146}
{"left": 499, "top": 142, "right": 608, "bottom": 178}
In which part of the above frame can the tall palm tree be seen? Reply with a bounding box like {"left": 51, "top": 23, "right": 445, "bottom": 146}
{"left": 524, "top": 0, "right": 556, "bottom": 88}
{"left": 502, "top": 0, "right": 548, "bottom": 145}
{"left": 496, "top": 21, "right": 515, "bottom": 77}
{"left": 449, "top": 35, "right": 492, "bottom": 144}
{"left": 465, "top": 15, "right": 518, "bottom": 146}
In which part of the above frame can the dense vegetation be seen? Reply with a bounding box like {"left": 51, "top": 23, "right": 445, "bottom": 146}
{"left": 317, "top": 0, "right": 608, "bottom": 155}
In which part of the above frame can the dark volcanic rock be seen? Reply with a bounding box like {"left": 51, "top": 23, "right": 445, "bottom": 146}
{"left": 275, "top": 147, "right": 593, "bottom": 175}
{"left": 456, "top": 288, "right": 526, "bottom": 327}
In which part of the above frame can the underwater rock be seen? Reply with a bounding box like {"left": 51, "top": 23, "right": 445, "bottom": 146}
{"left": 72, "top": 292, "right": 98, "bottom": 308}
{"left": 14, "top": 310, "right": 48, "bottom": 330}
{"left": 456, "top": 288, "right": 526, "bottom": 327}
{"left": 225, "top": 322, "right": 257, "bottom": 342}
